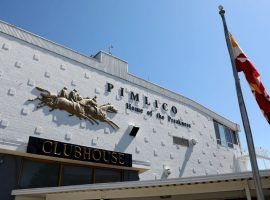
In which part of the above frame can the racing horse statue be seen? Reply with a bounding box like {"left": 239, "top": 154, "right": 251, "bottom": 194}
{"left": 28, "top": 87, "right": 119, "bottom": 129}
{"left": 84, "top": 103, "right": 119, "bottom": 130}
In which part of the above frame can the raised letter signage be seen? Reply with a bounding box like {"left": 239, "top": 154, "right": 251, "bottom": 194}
{"left": 27, "top": 136, "right": 132, "bottom": 167}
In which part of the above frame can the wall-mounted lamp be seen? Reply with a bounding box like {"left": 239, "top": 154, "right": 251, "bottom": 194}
{"left": 190, "top": 139, "right": 197, "bottom": 146}
{"left": 163, "top": 165, "right": 171, "bottom": 177}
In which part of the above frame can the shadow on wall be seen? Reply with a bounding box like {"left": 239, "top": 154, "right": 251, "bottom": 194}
{"left": 114, "top": 126, "right": 134, "bottom": 152}
{"left": 179, "top": 145, "right": 194, "bottom": 177}
{"left": 233, "top": 154, "right": 241, "bottom": 172}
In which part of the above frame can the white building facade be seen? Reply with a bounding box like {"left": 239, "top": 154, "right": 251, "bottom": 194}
{"left": 0, "top": 20, "right": 246, "bottom": 200}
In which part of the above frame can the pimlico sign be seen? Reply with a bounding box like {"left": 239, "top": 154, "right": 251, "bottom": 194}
{"left": 106, "top": 83, "right": 191, "bottom": 129}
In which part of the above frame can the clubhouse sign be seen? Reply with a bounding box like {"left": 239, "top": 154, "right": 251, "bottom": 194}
{"left": 27, "top": 136, "right": 132, "bottom": 167}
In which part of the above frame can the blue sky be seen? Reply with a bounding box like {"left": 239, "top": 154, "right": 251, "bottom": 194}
{"left": 1, "top": 0, "right": 269, "bottom": 163}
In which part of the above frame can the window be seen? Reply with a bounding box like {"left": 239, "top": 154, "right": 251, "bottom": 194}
{"left": 18, "top": 158, "right": 139, "bottom": 189}
{"left": 231, "top": 130, "right": 239, "bottom": 145}
{"left": 225, "top": 127, "right": 233, "bottom": 148}
{"left": 61, "top": 165, "right": 92, "bottom": 186}
{"left": 218, "top": 123, "right": 227, "bottom": 146}
{"left": 95, "top": 168, "right": 121, "bottom": 183}
{"left": 123, "top": 170, "right": 139, "bottom": 181}
{"left": 213, "top": 121, "right": 238, "bottom": 148}
{"left": 20, "top": 159, "right": 59, "bottom": 188}
{"left": 214, "top": 122, "right": 221, "bottom": 145}
{"left": 0, "top": 155, "right": 22, "bottom": 200}
{"left": 173, "top": 136, "right": 189, "bottom": 147}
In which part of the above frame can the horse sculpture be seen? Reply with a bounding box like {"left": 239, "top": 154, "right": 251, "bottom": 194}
{"left": 84, "top": 103, "right": 119, "bottom": 130}
{"left": 28, "top": 87, "right": 119, "bottom": 130}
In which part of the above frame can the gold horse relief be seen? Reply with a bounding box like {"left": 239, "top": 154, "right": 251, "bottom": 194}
{"left": 28, "top": 87, "right": 119, "bottom": 130}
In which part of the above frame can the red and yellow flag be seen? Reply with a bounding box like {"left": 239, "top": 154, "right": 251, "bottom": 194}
{"left": 230, "top": 34, "right": 270, "bottom": 124}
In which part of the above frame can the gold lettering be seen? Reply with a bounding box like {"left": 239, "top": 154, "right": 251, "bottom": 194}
{"left": 111, "top": 152, "right": 118, "bottom": 164}
{"left": 119, "top": 153, "right": 125, "bottom": 165}
{"left": 53, "top": 142, "right": 61, "bottom": 155}
{"left": 102, "top": 151, "right": 110, "bottom": 163}
{"left": 74, "top": 146, "right": 82, "bottom": 159}
{"left": 92, "top": 149, "right": 101, "bottom": 161}
{"left": 83, "top": 147, "right": 91, "bottom": 160}
{"left": 63, "top": 144, "right": 71, "bottom": 157}
{"left": 42, "top": 141, "right": 53, "bottom": 154}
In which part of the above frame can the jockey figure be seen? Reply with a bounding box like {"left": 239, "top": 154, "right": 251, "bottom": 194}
{"left": 76, "top": 93, "right": 83, "bottom": 101}
{"left": 58, "top": 87, "right": 68, "bottom": 99}
{"left": 69, "top": 89, "right": 78, "bottom": 102}
{"left": 88, "top": 96, "right": 99, "bottom": 114}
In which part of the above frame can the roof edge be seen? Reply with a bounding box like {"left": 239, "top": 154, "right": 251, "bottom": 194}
{"left": 12, "top": 170, "right": 270, "bottom": 196}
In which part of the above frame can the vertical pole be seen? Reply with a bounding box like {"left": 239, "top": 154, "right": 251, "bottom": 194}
{"left": 218, "top": 5, "right": 265, "bottom": 200}
{"left": 244, "top": 180, "right": 252, "bottom": 200}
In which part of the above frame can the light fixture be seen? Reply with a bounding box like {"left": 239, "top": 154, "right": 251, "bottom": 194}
{"left": 190, "top": 139, "right": 197, "bottom": 146}
{"left": 129, "top": 125, "right": 140, "bottom": 137}
{"left": 163, "top": 165, "right": 171, "bottom": 177}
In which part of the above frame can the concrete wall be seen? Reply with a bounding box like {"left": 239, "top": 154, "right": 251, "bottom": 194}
{"left": 0, "top": 25, "right": 242, "bottom": 181}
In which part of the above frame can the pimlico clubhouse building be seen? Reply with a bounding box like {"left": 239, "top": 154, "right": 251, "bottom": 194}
{"left": 0, "top": 20, "right": 269, "bottom": 200}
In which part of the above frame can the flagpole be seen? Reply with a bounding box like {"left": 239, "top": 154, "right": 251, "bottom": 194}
{"left": 218, "top": 5, "right": 265, "bottom": 200}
